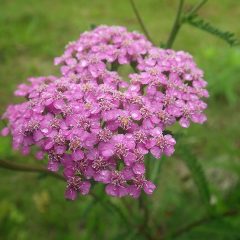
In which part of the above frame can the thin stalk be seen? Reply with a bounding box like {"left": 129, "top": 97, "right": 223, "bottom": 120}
{"left": 166, "top": 0, "right": 185, "bottom": 48}
{"left": 0, "top": 159, "right": 64, "bottom": 180}
{"left": 187, "top": 0, "right": 208, "bottom": 17}
{"left": 129, "top": 0, "right": 154, "bottom": 43}
{"left": 138, "top": 153, "right": 152, "bottom": 239}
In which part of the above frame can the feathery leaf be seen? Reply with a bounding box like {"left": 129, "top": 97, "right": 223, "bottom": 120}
{"left": 183, "top": 14, "right": 239, "bottom": 46}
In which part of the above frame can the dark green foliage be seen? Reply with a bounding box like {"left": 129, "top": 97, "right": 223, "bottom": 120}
{"left": 176, "top": 143, "right": 211, "bottom": 212}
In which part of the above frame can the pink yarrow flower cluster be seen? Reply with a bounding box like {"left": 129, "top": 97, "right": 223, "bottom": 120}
{"left": 1, "top": 25, "right": 208, "bottom": 200}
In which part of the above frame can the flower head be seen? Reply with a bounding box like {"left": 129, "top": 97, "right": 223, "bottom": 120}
{"left": 1, "top": 25, "right": 208, "bottom": 200}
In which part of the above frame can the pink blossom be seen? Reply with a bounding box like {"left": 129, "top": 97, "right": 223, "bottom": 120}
{"left": 1, "top": 25, "right": 208, "bottom": 200}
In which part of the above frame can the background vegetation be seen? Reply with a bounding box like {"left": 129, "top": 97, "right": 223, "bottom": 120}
{"left": 0, "top": 0, "right": 240, "bottom": 239}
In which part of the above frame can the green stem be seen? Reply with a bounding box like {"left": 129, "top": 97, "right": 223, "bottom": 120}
{"left": 129, "top": 0, "right": 154, "bottom": 43}
{"left": 138, "top": 196, "right": 153, "bottom": 239}
{"left": 186, "top": 0, "right": 208, "bottom": 17}
{"left": 0, "top": 158, "right": 64, "bottom": 180}
{"left": 137, "top": 153, "right": 152, "bottom": 239}
{"left": 165, "top": 0, "right": 185, "bottom": 48}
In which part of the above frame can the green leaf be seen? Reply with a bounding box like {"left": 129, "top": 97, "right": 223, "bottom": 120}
{"left": 183, "top": 14, "right": 239, "bottom": 46}
{"left": 177, "top": 144, "right": 211, "bottom": 212}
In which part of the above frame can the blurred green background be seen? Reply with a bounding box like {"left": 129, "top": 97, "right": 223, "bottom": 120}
{"left": 0, "top": 0, "right": 240, "bottom": 239}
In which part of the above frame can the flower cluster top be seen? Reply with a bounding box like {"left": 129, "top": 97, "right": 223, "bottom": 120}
{"left": 1, "top": 26, "right": 208, "bottom": 200}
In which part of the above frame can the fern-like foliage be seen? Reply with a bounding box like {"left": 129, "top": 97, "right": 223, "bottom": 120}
{"left": 177, "top": 143, "right": 211, "bottom": 212}
{"left": 184, "top": 14, "right": 239, "bottom": 46}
